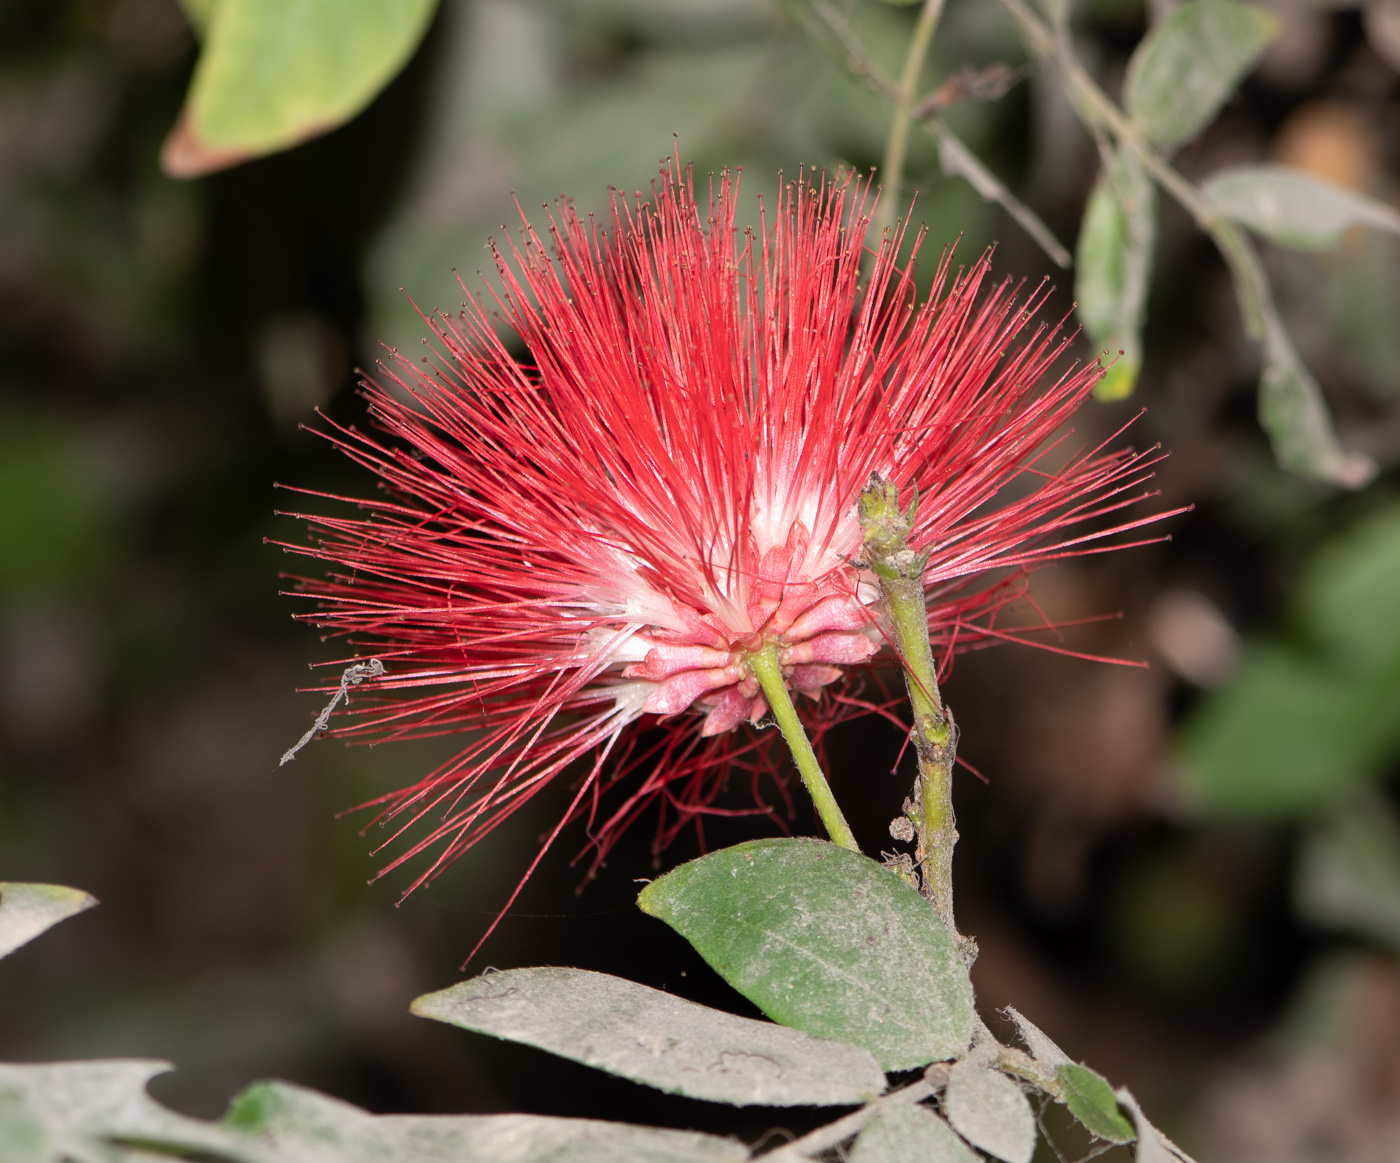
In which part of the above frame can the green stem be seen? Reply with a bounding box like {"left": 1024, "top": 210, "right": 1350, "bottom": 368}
{"left": 748, "top": 645, "right": 860, "bottom": 852}
{"left": 872, "top": 0, "right": 946, "bottom": 243}
{"left": 859, "top": 476, "right": 964, "bottom": 947}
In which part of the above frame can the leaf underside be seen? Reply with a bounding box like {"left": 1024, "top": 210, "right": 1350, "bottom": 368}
{"left": 411, "top": 966, "right": 886, "bottom": 1107}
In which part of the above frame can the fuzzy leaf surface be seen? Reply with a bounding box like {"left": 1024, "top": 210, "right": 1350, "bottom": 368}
{"left": 1074, "top": 143, "right": 1156, "bottom": 399}
{"left": 176, "top": 0, "right": 437, "bottom": 166}
{"left": 637, "top": 839, "right": 974, "bottom": 1071}
{"left": 219, "top": 1079, "right": 749, "bottom": 1162}
{"left": 0, "top": 883, "right": 97, "bottom": 961}
{"left": 411, "top": 967, "right": 884, "bottom": 1107}
{"left": 849, "top": 1104, "right": 978, "bottom": 1163}
{"left": 1002, "top": 1007, "right": 1071, "bottom": 1069}
{"left": 1056, "top": 1064, "right": 1136, "bottom": 1144}
{"left": 0, "top": 1062, "right": 749, "bottom": 1163}
{"left": 1124, "top": 0, "right": 1278, "bottom": 148}
{"left": 943, "top": 1063, "right": 1036, "bottom": 1163}
{"left": 1204, "top": 164, "right": 1400, "bottom": 250}
{"left": 0, "top": 1060, "right": 253, "bottom": 1162}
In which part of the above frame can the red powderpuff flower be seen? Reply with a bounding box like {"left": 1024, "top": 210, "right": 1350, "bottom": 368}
{"left": 279, "top": 165, "right": 1170, "bottom": 913}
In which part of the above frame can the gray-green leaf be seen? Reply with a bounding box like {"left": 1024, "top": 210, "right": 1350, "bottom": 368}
{"left": 637, "top": 839, "right": 974, "bottom": 1072}
{"left": 410, "top": 967, "right": 885, "bottom": 1107}
{"left": 1002, "top": 1007, "right": 1071, "bottom": 1069}
{"left": 0, "top": 1060, "right": 250, "bottom": 1162}
{"left": 1204, "top": 164, "right": 1400, "bottom": 250}
{"left": 1056, "top": 1063, "right": 1136, "bottom": 1144}
{"left": 0, "top": 883, "right": 97, "bottom": 961}
{"left": 1116, "top": 1088, "right": 1199, "bottom": 1163}
{"left": 930, "top": 119, "right": 1072, "bottom": 269}
{"left": 942, "top": 1063, "right": 1036, "bottom": 1163}
{"left": 1075, "top": 143, "right": 1156, "bottom": 400}
{"left": 221, "top": 1079, "right": 748, "bottom": 1163}
{"left": 1259, "top": 311, "right": 1376, "bottom": 488}
{"left": 0, "top": 1061, "right": 749, "bottom": 1163}
{"left": 1124, "top": 1, "right": 1279, "bottom": 149}
{"left": 850, "top": 1103, "right": 978, "bottom": 1163}
{"left": 184, "top": 0, "right": 438, "bottom": 156}
{"left": 1296, "top": 800, "right": 1400, "bottom": 952}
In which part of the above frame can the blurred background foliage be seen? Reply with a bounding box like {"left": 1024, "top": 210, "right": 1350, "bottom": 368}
{"left": 1, "top": 0, "right": 1400, "bottom": 1159}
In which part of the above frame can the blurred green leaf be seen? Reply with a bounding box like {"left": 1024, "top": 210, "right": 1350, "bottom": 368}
{"left": 1074, "top": 143, "right": 1155, "bottom": 400}
{"left": 942, "top": 1063, "right": 1036, "bottom": 1163}
{"left": 0, "top": 883, "right": 97, "bottom": 961}
{"left": 168, "top": 0, "right": 438, "bottom": 175}
{"left": 1297, "top": 801, "right": 1400, "bottom": 951}
{"left": 1204, "top": 164, "right": 1400, "bottom": 251}
{"left": 410, "top": 967, "right": 885, "bottom": 1107}
{"left": 367, "top": 34, "right": 775, "bottom": 355}
{"left": 1055, "top": 1064, "right": 1135, "bottom": 1144}
{"left": 176, "top": 0, "right": 218, "bottom": 37}
{"left": 1297, "top": 502, "right": 1400, "bottom": 671}
{"left": 1113, "top": 847, "right": 1236, "bottom": 994}
{"left": 1124, "top": 0, "right": 1278, "bottom": 149}
{"left": 1178, "top": 643, "right": 1400, "bottom": 817}
{"left": 0, "top": 417, "right": 115, "bottom": 594}
{"left": 637, "top": 839, "right": 974, "bottom": 1072}
{"left": 850, "top": 1104, "right": 977, "bottom": 1163}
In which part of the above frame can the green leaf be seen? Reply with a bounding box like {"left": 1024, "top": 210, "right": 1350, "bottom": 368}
{"left": 1075, "top": 143, "right": 1156, "bottom": 400}
{"left": 637, "top": 839, "right": 974, "bottom": 1072}
{"left": 222, "top": 1079, "right": 749, "bottom": 1163}
{"left": 0, "top": 883, "right": 97, "bottom": 961}
{"left": 1177, "top": 643, "right": 1400, "bottom": 817}
{"left": 1296, "top": 800, "right": 1400, "bottom": 951}
{"left": 410, "top": 967, "right": 886, "bottom": 1107}
{"left": 850, "top": 1103, "right": 978, "bottom": 1163}
{"left": 1258, "top": 312, "right": 1375, "bottom": 488}
{"left": 1124, "top": 1, "right": 1279, "bottom": 149}
{"left": 1056, "top": 1064, "right": 1136, "bottom": 1144}
{"left": 1203, "top": 164, "right": 1400, "bottom": 250}
{"left": 175, "top": 0, "right": 438, "bottom": 169}
{"left": 1297, "top": 502, "right": 1400, "bottom": 671}
{"left": 942, "top": 1063, "right": 1036, "bottom": 1163}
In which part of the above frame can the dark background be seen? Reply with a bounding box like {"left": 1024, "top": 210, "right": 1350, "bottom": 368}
{"left": 2, "top": 1, "right": 1399, "bottom": 1158}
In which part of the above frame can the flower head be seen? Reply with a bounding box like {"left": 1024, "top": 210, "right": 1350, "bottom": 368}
{"left": 281, "top": 165, "right": 1168, "bottom": 906}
